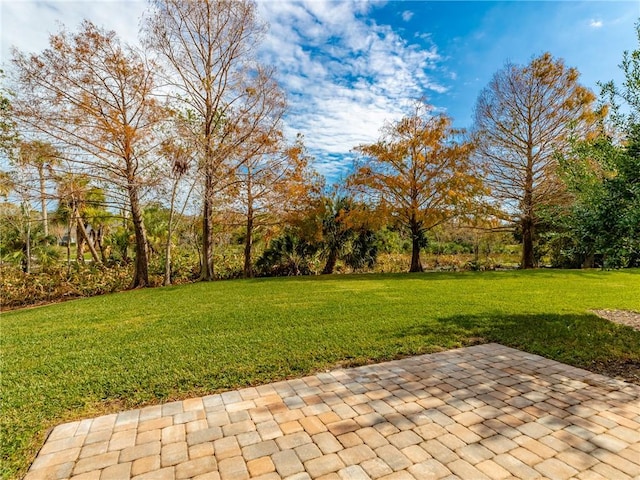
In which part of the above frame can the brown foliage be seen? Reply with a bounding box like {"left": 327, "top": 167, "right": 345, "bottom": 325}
{"left": 11, "top": 21, "right": 165, "bottom": 287}
{"left": 349, "top": 103, "right": 485, "bottom": 272}
{"left": 144, "top": 0, "right": 272, "bottom": 281}
{"left": 473, "top": 52, "right": 604, "bottom": 268}
{"left": 0, "top": 264, "right": 134, "bottom": 310}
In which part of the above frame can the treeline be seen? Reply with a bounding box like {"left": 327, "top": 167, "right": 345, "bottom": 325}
{"left": 1, "top": 2, "right": 638, "bottom": 308}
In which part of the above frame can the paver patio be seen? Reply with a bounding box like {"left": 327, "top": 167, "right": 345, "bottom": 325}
{"left": 26, "top": 343, "right": 640, "bottom": 480}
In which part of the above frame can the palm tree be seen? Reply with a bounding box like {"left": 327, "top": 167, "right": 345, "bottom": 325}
{"left": 319, "top": 196, "right": 379, "bottom": 274}
{"left": 17, "top": 140, "right": 60, "bottom": 236}
{"left": 56, "top": 173, "right": 102, "bottom": 266}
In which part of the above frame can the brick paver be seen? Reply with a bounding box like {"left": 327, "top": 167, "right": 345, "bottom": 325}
{"left": 26, "top": 344, "right": 640, "bottom": 479}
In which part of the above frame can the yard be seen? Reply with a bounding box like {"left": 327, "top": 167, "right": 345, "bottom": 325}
{"left": 2, "top": 269, "right": 639, "bottom": 479}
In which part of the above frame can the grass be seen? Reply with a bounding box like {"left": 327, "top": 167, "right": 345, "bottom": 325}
{"left": 2, "top": 269, "right": 640, "bottom": 479}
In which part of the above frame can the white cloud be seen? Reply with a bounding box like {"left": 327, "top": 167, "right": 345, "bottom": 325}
{"left": 258, "top": 1, "right": 445, "bottom": 179}
{"left": 589, "top": 19, "right": 603, "bottom": 28}
{"left": 1, "top": 1, "right": 145, "bottom": 64}
{"left": 401, "top": 10, "right": 414, "bottom": 22}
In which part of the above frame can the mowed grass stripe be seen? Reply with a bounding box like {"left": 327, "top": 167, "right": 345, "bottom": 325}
{"left": 2, "top": 269, "right": 639, "bottom": 479}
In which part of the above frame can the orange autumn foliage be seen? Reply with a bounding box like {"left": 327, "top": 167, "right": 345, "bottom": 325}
{"left": 349, "top": 103, "right": 486, "bottom": 272}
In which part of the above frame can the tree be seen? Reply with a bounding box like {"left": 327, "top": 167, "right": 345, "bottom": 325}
{"left": 0, "top": 71, "right": 18, "bottom": 156}
{"left": 315, "top": 195, "right": 378, "bottom": 275}
{"left": 551, "top": 24, "right": 640, "bottom": 268}
{"left": 223, "top": 66, "right": 286, "bottom": 278}
{"left": 256, "top": 229, "right": 318, "bottom": 276}
{"left": 0, "top": 167, "right": 58, "bottom": 273}
{"left": 349, "top": 103, "right": 483, "bottom": 272}
{"left": 144, "top": 0, "right": 276, "bottom": 281}
{"left": 600, "top": 22, "right": 640, "bottom": 131}
{"left": 11, "top": 21, "right": 164, "bottom": 287}
{"left": 16, "top": 140, "right": 59, "bottom": 236}
{"left": 56, "top": 173, "right": 103, "bottom": 266}
{"left": 557, "top": 132, "right": 640, "bottom": 268}
{"left": 473, "top": 53, "right": 603, "bottom": 268}
{"left": 0, "top": 202, "right": 59, "bottom": 273}
{"left": 158, "top": 139, "right": 193, "bottom": 285}
{"left": 231, "top": 131, "right": 321, "bottom": 278}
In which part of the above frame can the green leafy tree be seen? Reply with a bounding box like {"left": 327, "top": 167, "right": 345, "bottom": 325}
{"left": 553, "top": 25, "right": 640, "bottom": 268}
{"left": 555, "top": 131, "right": 640, "bottom": 268}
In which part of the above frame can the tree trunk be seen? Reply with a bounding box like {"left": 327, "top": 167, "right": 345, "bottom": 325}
{"left": 322, "top": 249, "right": 338, "bottom": 275}
{"left": 164, "top": 181, "right": 178, "bottom": 286}
{"left": 128, "top": 185, "right": 150, "bottom": 288}
{"left": 409, "top": 218, "right": 423, "bottom": 273}
{"left": 582, "top": 253, "right": 595, "bottom": 269}
{"left": 66, "top": 215, "right": 73, "bottom": 275}
{"left": 201, "top": 170, "right": 215, "bottom": 281}
{"left": 75, "top": 209, "right": 101, "bottom": 265}
{"left": 38, "top": 165, "right": 48, "bottom": 237}
{"left": 522, "top": 134, "right": 535, "bottom": 269}
{"left": 521, "top": 215, "right": 535, "bottom": 269}
{"left": 120, "top": 207, "right": 129, "bottom": 263}
{"left": 243, "top": 170, "right": 254, "bottom": 279}
{"left": 243, "top": 209, "right": 254, "bottom": 278}
{"left": 95, "top": 225, "right": 107, "bottom": 264}
{"left": 76, "top": 222, "right": 85, "bottom": 264}
{"left": 24, "top": 208, "right": 31, "bottom": 274}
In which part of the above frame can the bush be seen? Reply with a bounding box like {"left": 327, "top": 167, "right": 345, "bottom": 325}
{"left": 256, "top": 231, "right": 319, "bottom": 276}
{"left": 0, "top": 263, "right": 134, "bottom": 310}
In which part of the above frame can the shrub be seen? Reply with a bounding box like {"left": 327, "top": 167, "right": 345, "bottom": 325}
{"left": 0, "top": 263, "right": 133, "bottom": 310}
{"left": 257, "top": 231, "right": 319, "bottom": 276}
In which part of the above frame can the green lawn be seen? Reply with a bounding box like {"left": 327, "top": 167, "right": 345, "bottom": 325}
{"left": 2, "top": 269, "right": 640, "bottom": 479}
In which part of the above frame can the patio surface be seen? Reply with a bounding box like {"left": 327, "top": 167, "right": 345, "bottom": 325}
{"left": 26, "top": 343, "right": 640, "bottom": 480}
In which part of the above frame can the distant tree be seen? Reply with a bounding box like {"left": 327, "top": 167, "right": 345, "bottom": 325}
{"left": 552, "top": 24, "right": 640, "bottom": 268}
{"left": 11, "top": 21, "right": 164, "bottom": 287}
{"left": 0, "top": 167, "right": 58, "bottom": 272}
{"left": 56, "top": 173, "right": 103, "bottom": 266}
{"left": 600, "top": 22, "right": 640, "bottom": 131}
{"left": 316, "top": 195, "right": 378, "bottom": 275}
{"left": 0, "top": 202, "right": 59, "bottom": 272}
{"left": 144, "top": 0, "right": 279, "bottom": 281}
{"left": 349, "top": 103, "right": 483, "bottom": 272}
{"left": 158, "top": 139, "right": 194, "bottom": 286}
{"left": 16, "top": 140, "right": 59, "bottom": 236}
{"left": 232, "top": 132, "right": 321, "bottom": 278}
{"left": 473, "top": 53, "right": 603, "bottom": 268}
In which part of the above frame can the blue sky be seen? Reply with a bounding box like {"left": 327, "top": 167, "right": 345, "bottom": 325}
{"left": 1, "top": 1, "right": 638, "bottom": 181}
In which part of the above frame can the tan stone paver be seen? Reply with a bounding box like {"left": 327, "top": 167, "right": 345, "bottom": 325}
{"left": 26, "top": 344, "right": 640, "bottom": 479}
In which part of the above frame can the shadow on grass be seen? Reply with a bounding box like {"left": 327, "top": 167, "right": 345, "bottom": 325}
{"left": 397, "top": 312, "right": 640, "bottom": 384}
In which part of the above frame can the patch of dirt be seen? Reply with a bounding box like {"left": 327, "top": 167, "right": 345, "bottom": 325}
{"left": 591, "top": 309, "right": 640, "bottom": 331}
{"left": 587, "top": 359, "right": 640, "bottom": 385}
{"left": 589, "top": 309, "right": 640, "bottom": 385}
